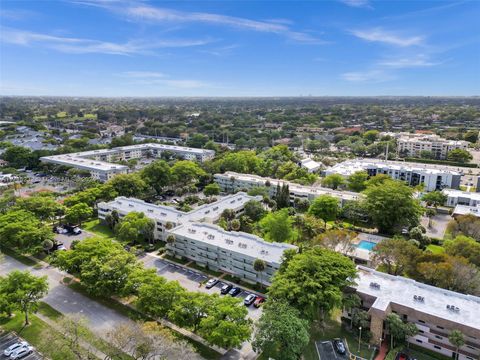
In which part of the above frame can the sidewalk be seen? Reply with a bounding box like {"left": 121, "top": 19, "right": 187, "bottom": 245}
{"left": 374, "top": 341, "right": 388, "bottom": 360}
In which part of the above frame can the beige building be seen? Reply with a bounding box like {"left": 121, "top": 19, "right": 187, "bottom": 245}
{"left": 396, "top": 133, "right": 469, "bottom": 160}
{"left": 348, "top": 266, "right": 480, "bottom": 360}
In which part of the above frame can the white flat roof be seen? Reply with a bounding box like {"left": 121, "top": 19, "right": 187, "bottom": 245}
{"left": 101, "top": 192, "right": 262, "bottom": 224}
{"left": 218, "top": 172, "right": 361, "bottom": 201}
{"left": 327, "top": 159, "right": 462, "bottom": 177}
{"left": 170, "top": 222, "right": 296, "bottom": 265}
{"left": 301, "top": 158, "right": 321, "bottom": 171}
{"left": 453, "top": 204, "right": 480, "bottom": 217}
{"left": 40, "top": 143, "right": 214, "bottom": 172}
{"left": 355, "top": 266, "right": 480, "bottom": 329}
{"left": 443, "top": 189, "right": 480, "bottom": 201}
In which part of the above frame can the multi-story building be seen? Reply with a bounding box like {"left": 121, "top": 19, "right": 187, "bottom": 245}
{"left": 167, "top": 222, "right": 296, "bottom": 285}
{"left": 395, "top": 133, "right": 469, "bottom": 160}
{"left": 443, "top": 189, "right": 480, "bottom": 207}
{"left": 97, "top": 192, "right": 296, "bottom": 284}
{"left": 325, "top": 159, "right": 462, "bottom": 192}
{"left": 214, "top": 171, "right": 361, "bottom": 206}
{"left": 98, "top": 192, "right": 261, "bottom": 241}
{"left": 348, "top": 266, "right": 480, "bottom": 360}
{"left": 41, "top": 143, "right": 215, "bottom": 181}
{"left": 452, "top": 204, "right": 480, "bottom": 219}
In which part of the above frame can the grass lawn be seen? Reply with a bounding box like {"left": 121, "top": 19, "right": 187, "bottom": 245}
{"left": 222, "top": 274, "right": 267, "bottom": 294}
{"left": 187, "top": 262, "right": 223, "bottom": 277}
{"left": 67, "top": 282, "right": 221, "bottom": 359}
{"left": 426, "top": 244, "right": 445, "bottom": 254}
{"left": 83, "top": 219, "right": 115, "bottom": 239}
{"left": 303, "top": 309, "right": 376, "bottom": 360}
{"left": 0, "top": 312, "right": 77, "bottom": 360}
{"left": 405, "top": 344, "right": 451, "bottom": 360}
{"left": 163, "top": 254, "right": 190, "bottom": 264}
{"left": 0, "top": 248, "right": 37, "bottom": 266}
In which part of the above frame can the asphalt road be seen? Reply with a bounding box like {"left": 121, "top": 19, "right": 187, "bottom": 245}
{"left": 139, "top": 254, "right": 264, "bottom": 322}
{"left": 316, "top": 340, "right": 348, "bottom": 360}
{"left": 0, "top": 332, "right": 42, "bottom": 360}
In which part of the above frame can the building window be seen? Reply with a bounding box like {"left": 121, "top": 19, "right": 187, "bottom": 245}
{"left": 416, "top": 340, "right": 422, "bottom": 343}
{"left": 418, "top": 320, "right": 425, "bottom": 324}
{"left": 434, "top": 346, "right": 441, "bottom": 350}
{"left": 435, "top": 335, "right": 442, "bottom": 340}
{"left": 437, "top": 326, "right": 444, "bottom": 330}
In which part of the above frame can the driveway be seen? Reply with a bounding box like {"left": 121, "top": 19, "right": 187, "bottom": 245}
{"left": 0, "top": 332, "right": 42, "bottom": 360}
{"left": 420, "top": 212, "right": 451, "bottom": 239}
{"left": 54, "top": 230, "right": 92, "bottom": 249}
{"left": 316, "top": 340, "right": 348, "bottom": 360}
{"left": 140, "top": 255, "right": 264, "bottom": 322}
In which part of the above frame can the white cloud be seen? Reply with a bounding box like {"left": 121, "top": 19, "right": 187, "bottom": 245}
{"left": 341, "top": 69, "right": 395, "bottom": 82}
{"left": 77, "top": 2, "right": 323, "bottom": 44}
{"left": 0, "top": 27, "right": 212, "bottom": 55}
{"left": 120, "top": 71, "right": 166, "bottom": 78}
{"left": 378, "top": 55, "right": 439, "bottom": 68}
{"left": 351, "top": 28, "right": 424, "bottom": 47}
{"left": 340, "top": 0, "right": 372, "bottom": 8}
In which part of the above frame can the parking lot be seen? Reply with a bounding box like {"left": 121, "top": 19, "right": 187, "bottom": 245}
{"left": 140, "top": 255, "right": 264, "bottom": 321}
{"left": 54, "top": 230, "right": 91, "bottom": 250}
{"left": 316, "top": 340, "right": 348, "bottom": 360}
{"left": 0, "top": 332, "right": 42, "bottom": 360}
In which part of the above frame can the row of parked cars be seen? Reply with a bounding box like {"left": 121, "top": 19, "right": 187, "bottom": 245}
{"left": 205, "top": 278, "right": 266, "bottom": 307}
{"left": 3, "top": 341, "right": 34, "bottom": 359}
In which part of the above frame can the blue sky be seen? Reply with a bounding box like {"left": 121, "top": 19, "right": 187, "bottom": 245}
{"left": 1, "top": 0, "right": 479, "bottom": 96}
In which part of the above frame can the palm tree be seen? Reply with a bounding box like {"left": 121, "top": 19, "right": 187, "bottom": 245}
{"left": 253, "top": 258, "right": 266, "bottom": 289}
{"left": 449, "top": 330, "right": 465, "bottom": 360}
{"left": 342, "top": 293, "right": 361, "bottom": 328}
{"left": 425, "top": 208, "right": 436, "bottom": 228}
{"left": 231, "top": 219, "right": 241, "bottom": 231}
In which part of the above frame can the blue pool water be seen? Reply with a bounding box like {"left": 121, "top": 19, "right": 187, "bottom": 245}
{"left": 356, "top": 240, "right": 377, "bottom": 251}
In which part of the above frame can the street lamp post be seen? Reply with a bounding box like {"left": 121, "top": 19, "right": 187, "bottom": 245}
{"left": 358, "top": 326, "right": 362, "bottom": 353}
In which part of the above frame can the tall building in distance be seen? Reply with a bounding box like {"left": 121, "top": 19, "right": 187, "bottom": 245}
{"left": 325, "top": 159, "right": 462, "bottom": 192}
{"left": 391, "top": 133, "right": 469, "bottom": 160}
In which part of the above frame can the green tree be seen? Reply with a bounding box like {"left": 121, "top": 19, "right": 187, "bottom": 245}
{"left": 444, "top": 235, "right": 480, "bottom": 267}
{"left": 198, "top": 295, "right": 252, "bottom": 349}
{"left": 252, "top": 300, "right": 310, "bottom": 360}
{"left": 449, "top": 330, "right": 465, "bottom": 360}
{"left": 342, "top": 293, "right": 361, "bottom": 328}
{"left": 464, "top": 130, "right": 478, "bottom": 144}
{"left": 203, "top": 183, "right": 221, "bottom": 197}
{"left": 268, "top": 247, "right": 356, "bottom": 320}
{"left": 422, "top": 191, "right": 447, "bottom": 207}
{"left": 259, "top": 209, "right": 294, "bottom": 242}
{"left": 14, "top": 192, "right": 65, "bottom": 222}
{"left": 140, "top": 160, "right": 172, "bottom": 195}
{"left": 363, "top": 179, "right": 423, "bottom": 234}
{"left": 169, "top": 292, "right": 214, "bottom": 331}
{"left": 244, "top": 200, "right": 266, "bottom": 222}
{"left": 347, "top": 171, "right": 369, "bottom": 192}
{"left": 253, "top": 258, "right": 266, "bottom": 288}
{"left": 372, "top": 238, "right": 422, "bottom": 276}
{"left": 115, "top": 211, "right": 155, "bottom": 245}
{"left": 0, "top": 209, "right": 53, "bottom": 253}
{"left": 65, "top": 202, "right": 92, "bottom": 226}
{"left": 171, "top": 160, "right": 206, "bottom": 187}
{"left": 322, "top": 174, "right": 345, "bottom": 190}
{"left": 108, "top": 173, "right": 150, "bottom": 198}
{"left": 363, "top": 130, "right": 379, "bottom": 144}
{"left": 137, "top": 277, "right": 186, "bottom": 318}
{"left": 1, "top": 145, "right": 37, "bottom": 168}
{"left": 0, "top": 270, "right": 48, "bottom": 326}
{"left": 308, "top": 195, "right": 339, "bottom": 228}
{"left": 275, "top": 183, "right": 290, "bottom": 209}
{"left": 365, "top": 174, "right": 390, "bottom": 187}
{"left": 385, "top": 313, "right": 405, "bottom": 349}
{"left": 447, "top": 149, "right": 473, "bottom": 163}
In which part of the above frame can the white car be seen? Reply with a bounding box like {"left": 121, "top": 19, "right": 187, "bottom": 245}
{"left": 10, "top": 346, "right": 33, "bottom": 360}
{"left": 3, "top": 342, "right": 28, "bottom": 357}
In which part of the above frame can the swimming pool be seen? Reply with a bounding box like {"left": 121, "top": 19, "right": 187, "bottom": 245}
{"left": 356, "top": 240, "right": 377, "bottom": 251}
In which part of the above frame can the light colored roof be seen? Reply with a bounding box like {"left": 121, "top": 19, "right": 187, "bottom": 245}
{"left": 355, "top": 266, "right": 480, "bottom": 329}
{"left": 170, "top": 222, "right": 296, "bottom": 265}
{"left": 452, "top": 204, "right": 480, "bottom": 217}
{"left": 326, "top": 159, "right": 462, "bottom": 177}
{"left": 100, "top": 192, "right": 262, "bottom": 224}
{"left": 217, "top": 172, "right": 361, "bottom": 201}
{"left": 443, "top": 189, "right": 480, "bottom": 201}
{"left": 300, "top": 158, "right": 321, "bottom": 171}
{"left": 40, "top": 143, "right": 214, "bottom": 172}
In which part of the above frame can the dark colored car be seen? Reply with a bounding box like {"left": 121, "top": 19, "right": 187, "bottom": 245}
{"left": 253, "top": 297, "right": 265, "bottom": 308}
{"left": 220, "top": 284, "right": 233, "bottom": 294}
{"left": 205, "top": 278, "right": 219, "bottom": 289}
{"left": 395, "top": 353, "right": 411, "bottom": 360}
{"left": 228, "top": 287, "right": 242, "bottom": 297}
{"left": 333, "top": 339, "right": 346, "bottom": 355}
{"left": 244, "top": 294, "right": 256, "bottom": 306}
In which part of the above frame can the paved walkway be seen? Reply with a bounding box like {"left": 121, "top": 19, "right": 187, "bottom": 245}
{"left": 374, "top": 341, "right": 388, "bottom": 360}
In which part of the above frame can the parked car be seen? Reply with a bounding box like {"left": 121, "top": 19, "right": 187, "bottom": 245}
{"left": 4, "top": 342, "right": 28, "bottom": 357}
{"left": 52, "top": 242, "right": 66, "bottom": 251}
{"left": 220, "top": 284, "right": 233, "bottom": 294}
{"left": 244, "top": 294, "right": 256, "bottom": 306}
{"left": 10, "top": 346, "right": 34, "bottom": 360}
{"left": 205, "top": 278, "right": 219, "bottom": 289}
{"left": 72, "top": 227, "right": 82, "bottom": 235}
{"left": 395, "top": 353, "right": 414, "bottom": 360}
{"left": 253, "top": 297, "right": 265, "bottom": 308}
{"left": 228, "top": 287, "right": 242, "bottom": 297}
{"left": 333, "top": 339, "right": 346, "bottom": 355}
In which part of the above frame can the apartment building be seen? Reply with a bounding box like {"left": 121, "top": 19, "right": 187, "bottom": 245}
{"left": 443, "top": 189, "right": 480, "bottom": 207}
{"left": 396, "top": 133, "right": 469, "bottom": 160}
{"left": 41, "top": 143, "right": 215, "bottom": 181}
{"left": 349, "top": 266, "right": 480, "bottom": 360}
{"left": 325, "top": 159, "right": 462, "bottom": 192}
{"left": 98, "top": 192, "right": 261, "bottom": 241}
{"left": 166, "top": 222, "right": 296, "bottom": 285}
{"left": 214, "top": 171, "right": 361, "bottom": 206}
